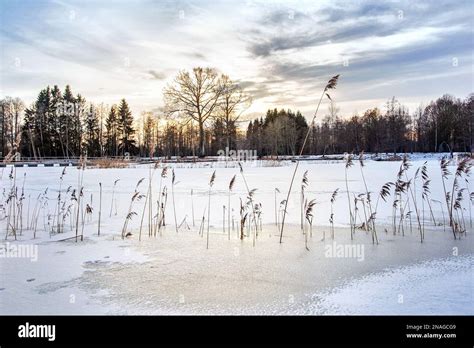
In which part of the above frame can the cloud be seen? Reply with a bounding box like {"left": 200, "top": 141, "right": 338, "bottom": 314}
{"left": 148, "top": 70, "right": 166, "bottom": 80}
{"left": 0, "top": 0, "right": 472, "bottom": 119}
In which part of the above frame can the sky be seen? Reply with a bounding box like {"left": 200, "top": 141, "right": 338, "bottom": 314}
{"left": 0, "top": 0, "right": 473, "bottom": 121}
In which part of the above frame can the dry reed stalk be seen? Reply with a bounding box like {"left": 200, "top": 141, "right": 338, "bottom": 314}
{"left": 279, "top": 74, "right": 340, "bottom": 243}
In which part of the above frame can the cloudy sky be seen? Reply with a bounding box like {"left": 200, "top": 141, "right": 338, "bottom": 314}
{"left": 1, "top": 0, "right": 472, "bottom": 120}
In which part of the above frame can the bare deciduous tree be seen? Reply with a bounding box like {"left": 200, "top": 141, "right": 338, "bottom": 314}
{"left": 218, "top": 75, "right": 252, "bottom": 150}
{"left": 164, "top": 67, "right": 223, "bottom": 157}
{"left": 0, "top": 97, "right": 24, "bottom": 158}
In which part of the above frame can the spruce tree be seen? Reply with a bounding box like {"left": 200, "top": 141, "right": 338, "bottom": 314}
{"left": 60, "top": 85, "right": 75, "bottom": 157}
{"left": 72, "top": 94, "right": 86, "bottom": 156}
{"left": 84, "top": 104, "right": 101, "bottom": 157}
{"left": 117, "top": 99, "right": 136, "bottom": 156}
{"left": 105, "top": 105, "right": 118, "bottom": 156}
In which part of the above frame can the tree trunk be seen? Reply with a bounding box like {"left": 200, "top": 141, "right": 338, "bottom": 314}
{"left": 199, "top": 121, "right": 205, "bottom": 157}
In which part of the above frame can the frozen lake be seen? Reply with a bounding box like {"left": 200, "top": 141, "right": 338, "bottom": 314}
{"left": 1, "top": 157, "right": 473, "bottom": 314}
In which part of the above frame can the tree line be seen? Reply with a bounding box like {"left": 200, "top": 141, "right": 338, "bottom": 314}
{"left": 0, "top": 66, "right": 472, "bottom": 160}
{"left": 0, "top": 85, "right": 135, "bottom": 159}
{"left": 247, "top": 95, "right": 472, "bottom": 157}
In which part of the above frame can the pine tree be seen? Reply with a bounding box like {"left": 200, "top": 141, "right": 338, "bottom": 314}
{"left": 105, "top": 105, "right": 118, "bottom": 156}
{"left": 60, "top": 85, "right": 75, "bottom": 157}
{"left": 84, "top": 104, "right": 101, "bottom": 157}
{"left": 0, "top": 101, "right": 5, "bottom": 157}
{"left": 211, "top": 118, "right": 226, "bottom": 154}
{"left": 72, "top": 94, "right": 86, "bottom": 156}
{"left": 20, "top": 105, "right": 37, "bottom": 158}
{"left": 36, "top": 87, "right": 54, "bottom": 156}
{"left": 142, "top": 113, "right": 156, "bottom": 157}
{"left": 117, "top": 99, "right": 136, "bottom": 155}
{"left": 50, "top": 85, "right": 64, "bottom": 157}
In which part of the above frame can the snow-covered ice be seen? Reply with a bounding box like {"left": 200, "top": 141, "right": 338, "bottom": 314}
{"left": 310, "top": 254, "right": 473, "bottom": 315}
{"left": 0, "top": 155, "right": 472, "bottom": 315}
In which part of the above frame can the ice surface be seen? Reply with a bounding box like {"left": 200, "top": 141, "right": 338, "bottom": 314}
{"left": 310, "top": 254, "right": 473, "bottom": 315}
{"left": 0, "top": 156, "right": 472, "bottom": 314}
{"left": 71, "top": 226, "right": 472, "bottom": 315}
